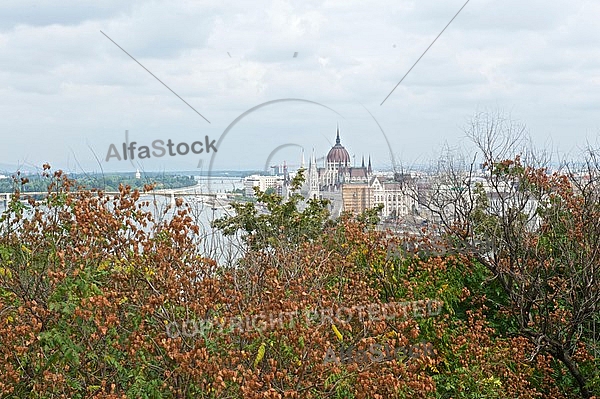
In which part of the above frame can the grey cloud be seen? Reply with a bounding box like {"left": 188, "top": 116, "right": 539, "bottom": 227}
{"left": 1, "top": 0, "right": 599, "bottom": 171}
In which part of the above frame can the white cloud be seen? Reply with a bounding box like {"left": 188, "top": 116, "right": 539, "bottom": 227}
{"left": 0, "top": 0, "right": 599, "bottom": 172}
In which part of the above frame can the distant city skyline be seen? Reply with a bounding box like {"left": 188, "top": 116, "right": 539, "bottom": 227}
{"left": 1, "top": 0, "right": 599, "bottom": 173}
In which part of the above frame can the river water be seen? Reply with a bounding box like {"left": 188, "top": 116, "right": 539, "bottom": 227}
{"left": 0, "top": 176, "right": 247, "bottom": 265}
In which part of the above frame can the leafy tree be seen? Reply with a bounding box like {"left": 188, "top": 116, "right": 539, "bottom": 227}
{"left": 415, "top": 111, "right": 600, "bottom": 398}
{"left": 212, "top": 169, "right": 331, "bottom": 251}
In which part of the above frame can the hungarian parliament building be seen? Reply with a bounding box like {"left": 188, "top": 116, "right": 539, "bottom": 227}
{"left": 245, "top": 126, "right": 418, "bottom": 221}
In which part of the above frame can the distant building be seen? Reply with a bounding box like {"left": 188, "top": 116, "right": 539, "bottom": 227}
{"left": 135, "top": 169, "right": 141, "bottom": 179}
{"left": 370, "top": 174, "right": 418, "bottom": 219}
{"left": 341, "top": 183, "right": 373, "bottom": 214}
{"left": 300, "top": 125, "right": 417, "bottom": 220}
{"left": 244, "top": 174, "right": 284, "bottom": 197}
{"left": 303, "top": 125, "right": 372, "bottom": 195}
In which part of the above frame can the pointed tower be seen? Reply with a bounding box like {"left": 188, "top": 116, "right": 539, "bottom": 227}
{"left": 301, "top": 148, "right": 305, "bottom": 169}
{"left": 308, "top": 148, "right": 320, "bottom": 199}
{"left": 361, "top": 156, "right": 365, "bottom": 168}
{"left": 367, "top": 156, "right": 372, "bottom": 174}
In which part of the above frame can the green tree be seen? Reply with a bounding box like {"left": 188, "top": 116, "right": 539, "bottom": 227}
{"left": 212, "top": 169, "right": 331, "bottom": 251}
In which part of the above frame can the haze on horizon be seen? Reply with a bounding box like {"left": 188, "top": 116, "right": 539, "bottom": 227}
{"left": 1, "top": 0, "right": 599, "bottom": 174}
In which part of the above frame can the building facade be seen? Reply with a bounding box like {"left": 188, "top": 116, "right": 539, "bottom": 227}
{"left": 244, "top": 174, "right": 284, "bottom": 196}
{"left": 302, "top": 126, "right": 372, "bottom": 197}
{"left": 301, "top": 126, "right": 417, "bottom": 220}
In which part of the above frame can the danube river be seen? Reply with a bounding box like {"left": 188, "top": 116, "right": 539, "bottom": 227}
{"left": 0, "top": 176, "right": 246, "bottom": 265}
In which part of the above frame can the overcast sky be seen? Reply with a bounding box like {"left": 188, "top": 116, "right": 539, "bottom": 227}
{"left": 1, "top": 0, "right": 599, "bottom": 173}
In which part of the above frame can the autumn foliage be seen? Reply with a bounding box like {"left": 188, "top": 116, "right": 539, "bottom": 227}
{"left": 0, "top": 165, "right": 597, "bottom": 398}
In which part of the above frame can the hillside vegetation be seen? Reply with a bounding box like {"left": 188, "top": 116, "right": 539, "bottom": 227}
{"left": 0, "top": 164, "right": 598, "bottom": 398}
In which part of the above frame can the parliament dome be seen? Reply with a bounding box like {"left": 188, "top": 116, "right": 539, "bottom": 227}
{"left": 326, "top": 128, "right": 350, "bottom": 165}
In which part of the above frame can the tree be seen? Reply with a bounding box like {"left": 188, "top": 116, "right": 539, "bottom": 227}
{"left": 415, "top": 111, "right": 600, "bottom": 398}
{"left": 212, "top": 169, "right": 331, "bottom": 252}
